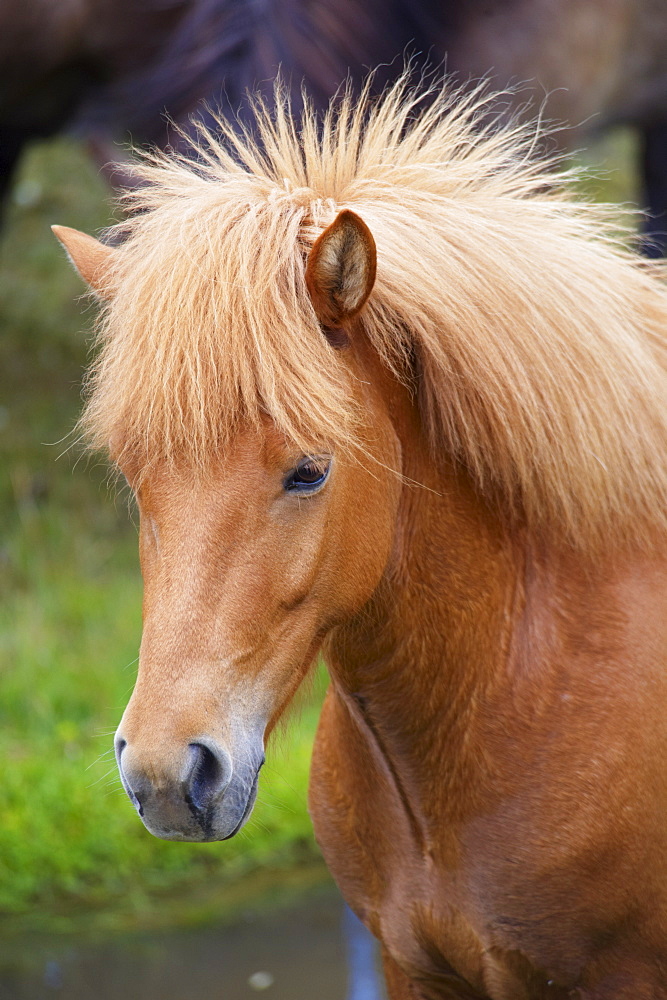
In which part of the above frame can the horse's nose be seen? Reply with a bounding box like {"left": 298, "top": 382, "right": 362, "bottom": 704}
{"left": 114, "top": 734, "right": 233, "bottom": 836}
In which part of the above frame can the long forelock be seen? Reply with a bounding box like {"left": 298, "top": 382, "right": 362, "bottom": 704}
{"left": 84, "top": 182, "right": 361, "bottom": 472}
{"left": 81, "top": 74, "right": 667, "bottom": 553}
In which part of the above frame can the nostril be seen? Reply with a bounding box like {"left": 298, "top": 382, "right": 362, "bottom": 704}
{"left": 186, "top": 742, "right": 230, "bottom": 814}
{"left": 115, "top": 736, "right": 127, "bottom": 758}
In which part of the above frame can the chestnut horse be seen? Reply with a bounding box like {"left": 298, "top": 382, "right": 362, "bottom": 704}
{"left": 54, "top": 80, "right": 667, "bottom": 998}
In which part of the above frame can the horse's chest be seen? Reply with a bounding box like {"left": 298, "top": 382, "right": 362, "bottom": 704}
{"left": 309, "top": 690, "right": 560, "bottom": 996}
{"left": 378, "top": 870, "right": 579, "bottom": 1000}
{"left": 309, "top": 687, "right": 667, "bottom": 997}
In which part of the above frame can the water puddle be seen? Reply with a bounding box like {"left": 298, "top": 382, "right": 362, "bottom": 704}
{"left": 0, "top": 883, "right": 386, "bottom": 1000}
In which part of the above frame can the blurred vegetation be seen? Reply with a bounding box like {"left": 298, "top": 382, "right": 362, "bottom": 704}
{"left": 0, "top": 127, "right": 638, "bottom": 930}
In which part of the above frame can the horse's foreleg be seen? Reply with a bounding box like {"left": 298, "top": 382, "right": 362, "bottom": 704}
{"left": 0, "top": 126, "right": 27, "bottom": 226}
{"left": 640, "top": 119, "right": 667, "bottom": 257}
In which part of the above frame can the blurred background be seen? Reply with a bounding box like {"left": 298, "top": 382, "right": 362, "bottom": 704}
{"left": 0, "top": 1, "right": 657, "bottom": 997}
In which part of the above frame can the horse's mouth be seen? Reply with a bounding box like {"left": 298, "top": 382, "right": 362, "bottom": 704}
{"left": 182, "top": 756, "right": 263, "bottom": 843}
{"left": 221, "top": 767, "right": 261, "bottom": 841}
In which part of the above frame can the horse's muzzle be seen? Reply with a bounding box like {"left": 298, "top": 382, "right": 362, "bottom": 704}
{"left": 114, "top": 733, "right": 264, "bottom": 841}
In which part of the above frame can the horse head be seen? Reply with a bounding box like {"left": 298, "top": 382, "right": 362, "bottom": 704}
{"left": 54, "top": 210, "right": 402, "bottom": 841}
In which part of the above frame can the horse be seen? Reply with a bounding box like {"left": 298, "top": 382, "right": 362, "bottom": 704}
{"left": 5, "top": 0, "right": 667, "bottom": 251}
{"left": 53, "top": 77, "right": 667, "bottom": 998}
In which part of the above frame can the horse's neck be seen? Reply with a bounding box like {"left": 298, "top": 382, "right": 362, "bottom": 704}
{"left": 327, "top": 435, "right": 518, "bottom": 824}
{"left": 325, "top": 374, "right": 665, "bottom": 834}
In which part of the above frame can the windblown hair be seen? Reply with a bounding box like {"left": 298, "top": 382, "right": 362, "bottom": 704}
{"left": 83, "top": 75, "right": 667, "bottom": 552}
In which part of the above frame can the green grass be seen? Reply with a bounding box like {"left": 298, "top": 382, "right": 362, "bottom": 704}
{"left": 0, "top": 127, "right": 639, "bottom": 929}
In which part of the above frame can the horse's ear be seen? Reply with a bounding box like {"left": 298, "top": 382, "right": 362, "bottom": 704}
{"left": 51, "top": 225, "right": 116, "bottom": 299}
{"left": 305, "top": 210, "right": 376, "bottom": 330}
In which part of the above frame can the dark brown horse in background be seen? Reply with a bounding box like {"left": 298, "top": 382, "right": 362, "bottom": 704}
{"left": 3, "top": 0, "right": 667, "bottom": 251}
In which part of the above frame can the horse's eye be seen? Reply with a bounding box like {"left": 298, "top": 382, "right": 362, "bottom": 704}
{"left": 284, "top": 457, "right": 331, "bottom": 494}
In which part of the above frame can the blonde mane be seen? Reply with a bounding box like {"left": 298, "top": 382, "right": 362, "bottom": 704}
{"left": 83, "top": 76, "right": 667, "bottom": 553}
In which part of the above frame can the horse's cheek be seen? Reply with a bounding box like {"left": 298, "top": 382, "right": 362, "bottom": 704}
{"left": 330, "top": 467, "right": 400, "bottom": 613}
